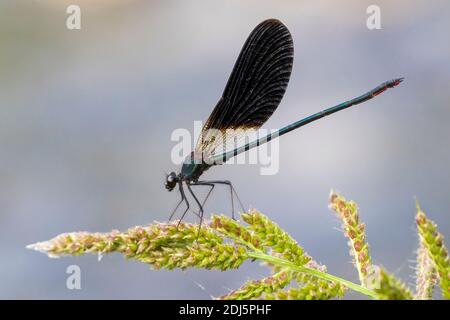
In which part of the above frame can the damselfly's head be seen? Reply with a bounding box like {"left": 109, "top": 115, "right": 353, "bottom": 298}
{"left": 165, "top": 171, "right": 178, "bottom": 191}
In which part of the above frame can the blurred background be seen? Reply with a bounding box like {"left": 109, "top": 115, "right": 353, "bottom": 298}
{"left": 1, "top": 0, "right": 449, "bottom": 299}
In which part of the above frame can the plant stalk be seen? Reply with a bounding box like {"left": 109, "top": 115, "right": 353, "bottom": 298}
{"left": 247, "top": 251, "right": 379, "bottom": 299}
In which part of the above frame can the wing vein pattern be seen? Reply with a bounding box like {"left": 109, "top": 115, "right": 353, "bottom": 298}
{"left": 196, "top": 19, "right": 294, "bottom": 161}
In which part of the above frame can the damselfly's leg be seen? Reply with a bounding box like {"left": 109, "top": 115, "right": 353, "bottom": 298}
{"left": 197, "top": 180, "right": 245, "bottom": 220}
{"left": 169, "top": 193, "right": 184, "bottom": 221}
{"left": 190, "top": 182, "right": 215, "bottom": 208}
{"left": 176, "top": 182, "right": 190, "bottom": 229}
{"left": 184, "top": 183, "right": 214, "bottom": 218}
{"left": 186, "top": 183, "right": 204, "bottom": 238}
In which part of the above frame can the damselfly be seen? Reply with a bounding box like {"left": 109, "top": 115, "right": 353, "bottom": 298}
{"left": 165, "top": 19, "right": 403, "bottom": 226}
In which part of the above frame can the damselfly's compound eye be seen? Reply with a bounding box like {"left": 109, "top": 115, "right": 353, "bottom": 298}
{"left": 165, "top": 172, "right": 178, "bottom": 191}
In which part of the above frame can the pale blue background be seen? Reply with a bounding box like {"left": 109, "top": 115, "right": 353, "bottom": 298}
{"left": 1, "top": 0, "right": 449, "bottom": 299}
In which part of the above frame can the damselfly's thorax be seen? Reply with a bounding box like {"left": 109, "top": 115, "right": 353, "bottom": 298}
{"left": 181, "top": 151, "right": 212, "bottom": 182}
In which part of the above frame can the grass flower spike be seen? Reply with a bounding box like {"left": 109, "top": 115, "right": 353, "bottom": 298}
{"left": 329, "top": 192, "right": 375, "bottom": 287}
{"left": 415, "top": 241, "right": 437, "bottom": 299}
{"left": 416, "top": 203, "right": 450, "bottom": 299}
{"left": 28, "top": 193, "right": 449, "bottom": 300}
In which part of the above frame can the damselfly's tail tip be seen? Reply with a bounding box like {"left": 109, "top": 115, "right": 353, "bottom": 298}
{"left": 390, "top": 77, "right": 404, "bottom": 87}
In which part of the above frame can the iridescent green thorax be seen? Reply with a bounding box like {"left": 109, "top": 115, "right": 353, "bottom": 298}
{"left": 181, "top": 151, "right": 212, "bottom": 182}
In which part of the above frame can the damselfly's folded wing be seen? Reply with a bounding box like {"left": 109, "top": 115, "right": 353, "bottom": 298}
{"left": 196, "top": 19, "right": 294, "bottom": 162}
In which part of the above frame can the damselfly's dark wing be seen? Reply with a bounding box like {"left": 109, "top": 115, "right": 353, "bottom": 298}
{"left": 196, "top": 19, "right": 294, "bottom": 160}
